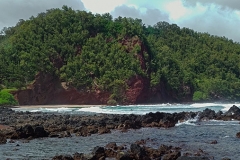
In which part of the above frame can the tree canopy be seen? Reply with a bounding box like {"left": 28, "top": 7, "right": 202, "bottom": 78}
{"left": 1, "top": 6, "right": 240, "bottom": 103}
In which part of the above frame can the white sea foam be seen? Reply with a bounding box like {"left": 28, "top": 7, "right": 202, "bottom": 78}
{"left": 13, "top": 103, "right": 240, "bottom": 115}
{"left": 175, "top": 113, "right": 200, "bottom": 126}
{"left": 13, "top": 107, "right": 77, "bottom": 113}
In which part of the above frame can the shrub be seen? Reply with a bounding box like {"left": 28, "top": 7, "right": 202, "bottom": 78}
{"left": 0, "top": 90, "right": 18, "bottom": 106}
{"left": 107, "top": 99, "right": 117, "bottom": 106}
{"left": 192, "top": 91, "right": 208, "bottom": 101}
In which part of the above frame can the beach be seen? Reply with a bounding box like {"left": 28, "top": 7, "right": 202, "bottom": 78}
{"left": 13, "top": 104, "right": 105, "bottom": 109}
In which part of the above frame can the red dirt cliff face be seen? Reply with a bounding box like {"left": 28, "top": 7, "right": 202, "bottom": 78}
{"left": 14, "top": 74, "right": 152, "bottom": 105}
{"left": 14, "top": 72, "right": 110, "bottom": 105}
{"left": 125, "top": 76, "right": 149, "bottom": 104}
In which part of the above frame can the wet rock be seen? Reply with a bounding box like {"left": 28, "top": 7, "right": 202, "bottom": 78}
{"left": 75, "top": 126, "right": 89, "bottom": 137}
{"left": 158, "top": 144, "right": 172, "bottom": 155}
{"left": 236, "top": 132, "right": 240, "bottom": 138}
{"left": 49, "top": 132, "right": 59, "bottom": 138}
{"left": 199, "top": 108, "right": 216, "bottom": 120}
{"left": 52, "top": 154, "right": 74, "bottom": 160}
{"left": 72, "top": 152, "right": 85, "bottom": 160}
{"left": 105, "top": 148, "right": 117, "bottom": 158}
{"left": 210, "top": 140, "right": 218, "bottom": 144}
{"left": 221, "top": 158, "right": 231, "bottom": 160}
{"left": 98, "top": 127, "right": 110, "bottom": 134}
{"left": 177, "top": 156, "right": 210, "bottom": 160}
{"left": 224, "top": 105, "right": 240, "bottom": 116}
{"left": 33, "top": 125, "right": 49, "bottom": 138}
{"left": 23, "top": 124, "right": 34, "bottom": 137}
{"left": 87, "top": 125, "right": 98, "bottom": 135}
{"left": 130, "top": 143, "right": 148, "bottom": 159}
{"left": 144, "top": 147, "right": 162, "bottom": 159}
{"left": 116, "top": 151, "right": 134, "bottom": 160}
{"left": 159, "top": 119, "right": 176, "bottom": 128}
{"left": 16, "top": 125, "right": 34, "bottom": 138}
{"left": 0, "top": 133, "right": 7, "bottom": 144}
{"left": 216, "top": 110, "right": 223, "bottom": 116}
{"left": 91, "top": 146, "right": 105, "bottom": 159}
{"left": 58, "top": 131, "right": 71, "bottom": 138}
{"left": 8, "top": 139, "right": 15, "bottom": 143}
{"left": 162, "top": 151, "right": 181, "bottom": 160}
{"left": 105, "top": 142, "right": 117, "bottom": 150}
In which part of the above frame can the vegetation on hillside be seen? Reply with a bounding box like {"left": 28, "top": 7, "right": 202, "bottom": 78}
{"left": 0, "top": 90, "right": 18, "bottom": 106}
{"left": 1, "top": 6, "right": 240, "bottom": 103}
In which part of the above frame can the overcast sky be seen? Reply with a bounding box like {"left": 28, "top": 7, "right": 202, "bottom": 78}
{"left": 1, "top": 0, "right": 240, "bottom": 42}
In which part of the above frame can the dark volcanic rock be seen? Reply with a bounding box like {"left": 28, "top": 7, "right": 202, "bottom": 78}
{"left": 130, "top": 143, "right": 148, "bottom": 159}
{"left": 224, "top": 105, "right": 240, "bottom": 116}
{"left": 217, "top": 105, "right": 240, "bottom": 120}
{"left": 177, "top": 156, "right": 210, "bottom": 160}
{"left": 0, "top": 133, "right": 7, "bottom": 144}
{"left": 52, "top": 154, "right": 74, "bottom": 160}
{"left": 21, "top": 124, "right": 34, "bottom": 138}
{"left": 199, "top": 108, "right": 216, "bottom": 120}
{"left": 72, "top": 152, "right": 85, "bottom": 160}
{"left": 116, "top": 151, "right": 134, "bottom": 160}
{"left": 92, "top": 146, "right": 105, "bottom": 159}
{"left": 10, "top": 124, "right": 48, "bottom": 139}
{"left": 236, "top": 132, "right": 240, "bottom": 138}
{"left": 162, "top": 151, "right": 181, "bottom": 160}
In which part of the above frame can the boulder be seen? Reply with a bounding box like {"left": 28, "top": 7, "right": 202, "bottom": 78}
{"left": 210, "top": 140, "right": 218, "bottom": 144}
{"left": 199, "top": 108, "right": 216, "bottom": 120}
{"left": 116, "top": 151, "right": 134, "bottom": 160}
{"left": 224, "top": 105, "right": 240, "bottom": 116}
{"left": 91, "top": 146, "right": 105, "bottom": 159}
{"left": 236, "top": 132, "right": 240, "bottom": 138}
{"left": 23, "top": 124, "right": 34, "bottom": 137}
{"left": 33, "top": 125, "right": 49, "bottom": 138}
{"left": 16, "top": 125, "right": 34, "bottom": 139}
{"left": 130, "top": 143, "right": 146, "bottom": 155}
{"left": 105, "top": 148, "right": 117, "bottom": 158}
{"left": 105, "top": 142, "right": 117, "bottom": 150}
{"left": 52, "top": 154, "right": 74, "bottom": 160}
{"left": 0, "top": 133, "right": 7, "bottom": 144}
{"left": 162, "top": 151, "right": 181, "bottom": 160}
{"left": 177, "top": 156, "right": 210, "bottom": 160}
{"left": 73, "top": 152, "right": 85, "bottom": 160}
{"left": 98, "top": 127, "right": 111, "bottom": 134}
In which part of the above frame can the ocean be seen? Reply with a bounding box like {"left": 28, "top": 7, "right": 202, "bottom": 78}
{"left": 12, "top": 102, "right": 238, "bottom": 114}
{"left": 1, "top": 103, "right": 240, "bottom": 159}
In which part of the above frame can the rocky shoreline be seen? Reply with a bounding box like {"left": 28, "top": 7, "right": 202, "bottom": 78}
{"left": 1, "top": 105, "right": 240, "bottom": 160}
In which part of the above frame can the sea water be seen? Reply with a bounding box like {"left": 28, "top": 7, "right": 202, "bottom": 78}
{"left": 12, "top": 102, "right": 239, "bottom": 114}
{"left": 1, "top": 103, "right": 240, "bottom": 159}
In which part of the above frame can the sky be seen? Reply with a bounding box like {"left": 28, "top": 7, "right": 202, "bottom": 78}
{"left": 0, "top": 0, "right": 240, "bottom": 42}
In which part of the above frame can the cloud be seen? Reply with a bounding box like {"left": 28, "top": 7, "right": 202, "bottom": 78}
{"left": 81, "top": 0, "right": 126, "bottom": 14}
{"left": 177, "top": 4, "right": 240, "bottom": 42}
{"left": 1, "top": 0, "right": 239, "bottom": 42}
{"left": 111, "top": 5, "right": 169, "bottom": 26}
{"left": 0, "top": 0, "right": 85, "bottom": 30}
{"left": 182, "top": 0, "right": 240, "bottom": 10}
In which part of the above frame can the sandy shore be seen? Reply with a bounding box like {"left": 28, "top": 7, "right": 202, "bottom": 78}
{"left": 12, "top": 105, "right": 106, "bottom": 109}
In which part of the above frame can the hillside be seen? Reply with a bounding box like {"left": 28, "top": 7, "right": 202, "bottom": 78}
{"left": 1, "top": 6, "right": 240, "bottom": 105}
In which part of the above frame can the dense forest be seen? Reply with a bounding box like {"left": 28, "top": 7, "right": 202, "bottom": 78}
{"left": 1, "top": 6, "right": 240, "bottom": 104}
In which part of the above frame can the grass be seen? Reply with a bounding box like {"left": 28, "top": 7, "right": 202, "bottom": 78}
{"left": 1, "top": 88, "right": 18, "bottom": 93}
